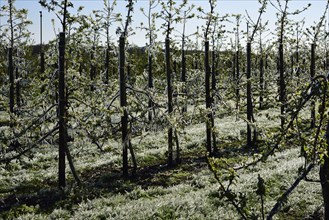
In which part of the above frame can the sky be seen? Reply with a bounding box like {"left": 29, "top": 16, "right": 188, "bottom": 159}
{"left": 0, "top": 0, "right": 328, "bottom": 47}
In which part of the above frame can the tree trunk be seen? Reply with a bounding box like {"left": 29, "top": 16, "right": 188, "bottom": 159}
{"left": 174, "top": 129, "right": 181, "bottom": 163}
{"left": 15, "top": 66, "right": 20, "bottom": 109}
{"left": 232, "top": 52, "right": 236, "bottom": 81}
{"left": 40, "top": 50, "right": 45, "bottom": 93}
{"left": 165, "top": 38, "right": 173, "bottom": 167}
{"left": 290, "top": 55, "right": 294, "bottom": 77}
{"left": 104, "top": 47, "right": 109, "bottom": 84}
{"left": 119, "top": 36, "right": 129, "bottom": 177}
{"left": 194, "top": 52, "right": 199, "bottom": 70}
{"left": 90, "top": 46, "right": 96, "bottom": 91}
{"left": 325, "top": 48, "right": 329, "bottom": 71}
{"left": 128, "top": 140, "right": 137, "bottom": 176}
{"left": 173, "top": 60, "right": 177, "bottom": 80}
{"left": 320, "top": 121, "right": 329, "bottom": 220}
{"left": 205, "top": 41, "right": 212, "bottom": 155}
{"left": 78, "top": 50, "right": 83, "bottom": 76}
{"left": 236, "top": 49, "right": 240, "bottom": 111}
{"left": 58, "top": 32, "right": 67, "bottom": 188}
{"left": 310, "top": 43, "right": 316, "bottom": 128}
{"left": 320, "top": 161, "right": 329, "bottom": 220}
{"left": 8, "top": 48, "right": 14, "bottom": 114}
{"left": 127, "top": 63, "right": 131, "bottom": 84}
{"left": 64, "top": 144, "right": 80, "bottom": 185}
{"left": 259, "top": 53, "right": 264, "bottom": 110}
{"left": 40, "top": 52, "right": 45, "bottom": 73}
{"left": 296, "top": 49, "right": 300, "bottom": 78}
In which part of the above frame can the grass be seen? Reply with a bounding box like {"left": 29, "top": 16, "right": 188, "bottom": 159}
{"left": 0, "top": 100, "right": 325, "bottom": 219}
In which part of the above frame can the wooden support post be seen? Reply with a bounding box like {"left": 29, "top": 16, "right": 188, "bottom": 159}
{"left": 165, "top": 38, "right": 173, "bottom": 166}
{"left": 119, "top": 36, "right": 128, "bottom": 177}
{"left": 205, "top": 41, "right": 212, "bottom": 155}
{"left": 58, "top": 32, "right": 66, "bottom": 188}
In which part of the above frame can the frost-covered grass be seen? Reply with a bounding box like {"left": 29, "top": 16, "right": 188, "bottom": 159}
{"left": 3, "top": 143, "right": 322, "bottom": 219}
{"left": 0, "top": 104, "right": 324, "bottom": 219}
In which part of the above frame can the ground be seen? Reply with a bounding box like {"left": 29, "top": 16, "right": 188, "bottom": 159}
{"left": 0, "top": 106, "right": 325, "bottom": 219}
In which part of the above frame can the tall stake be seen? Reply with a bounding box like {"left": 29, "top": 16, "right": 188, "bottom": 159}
{"left": 211, "top": 44, "right": 217, "bottom": 153}
{"left": 58, "top": 32, "right": 66, "bottom": 188}
{"left": 119, "top": 36, "right": 128, "bottom": 177}
{"left": 181, "top": 34, "right": 187, "bottom": 113}
{"left": 246, "top": 42, "right": 253, "bottom": 149}
{"left": 279, "top": 43, "right": 285, "bottom": 130}
{"left": 40, "top": 11, "right": 45, "bottom": 74}
{"left": 8, "top": 0, "right": 14, "bottom": 113}
{"left": 166, "top": 38, "right": 173, "bottom": 166}
{"left": 147, "top": 0, "right": 154, "bottom": 120}
{"left": 205, "top": 41, "right": 212, "bottom": 155}
{"left": 148, "top": 48, "right": 153, "bottom": 120}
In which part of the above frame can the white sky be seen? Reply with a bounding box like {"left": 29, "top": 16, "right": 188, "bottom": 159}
{"left": 0, "top": 0, "right": 328, "bottom": 47}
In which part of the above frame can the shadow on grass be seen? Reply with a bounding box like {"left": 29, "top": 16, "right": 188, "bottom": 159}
{"left": 0, "top": 147, "right": 209, "bottom": 217}
{"left": 0, "top": 137, "right": 270, "bottom": 218}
